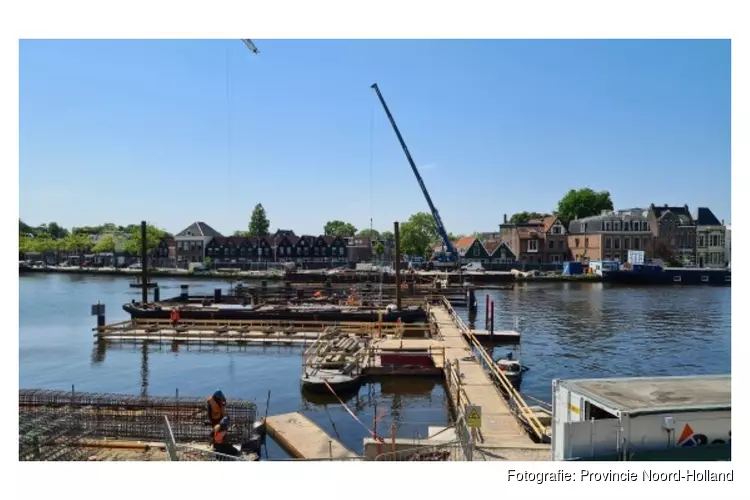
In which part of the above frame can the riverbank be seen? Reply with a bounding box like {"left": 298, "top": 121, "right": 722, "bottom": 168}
{"left": 19, "top": 265, "right": 604, "bottom": 283}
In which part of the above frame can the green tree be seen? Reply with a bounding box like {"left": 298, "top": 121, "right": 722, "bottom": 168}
{"left": 380, "top": 230, "right": 394, "bottom": 242}
{"left": 400, "top": 212, "right": 439, "bottom": 259}
{"left": 123, "top": 224, "right": 167, "bottom": 256}
{"left": 555, "top": 188, "right": 614, "bottom": 225}
{"left": 233, "top": 230, "right": 249, "bottom": 237}
{"left": 248, "top": 204, "right": 270, "bottom": 237}
{"left": 324, "top": 220, "right": 357, "bottom": 237}
{"left": 508, "top": 211, "right": 549, "bottom": 224}
{"left": 62, "top": 233, "right": 94, "bottom": 254}
{"left": 373, "top": 241, "right": 385, "bottom": 261}
{"left": 93, "top": 235, "right": 117, "bottom": 254}
{"left": 46, "top": 222, "right": 69, "bottom": 239}
{"left": 357, "top": 228, "right": 380, "bottom": 239}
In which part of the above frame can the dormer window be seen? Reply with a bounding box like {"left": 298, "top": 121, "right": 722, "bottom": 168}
{"left": 604, "top": 222, "right": 611, "bottom": 231}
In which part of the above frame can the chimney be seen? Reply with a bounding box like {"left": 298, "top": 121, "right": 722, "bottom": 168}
{"left": 664, "top": 203, "right": 668, "bottom": 208}
{"left": 503, "top": 213, "right": 508, "bottom": 224}
{"left": 722, "top": 219, "right": 725, "bottom": 225}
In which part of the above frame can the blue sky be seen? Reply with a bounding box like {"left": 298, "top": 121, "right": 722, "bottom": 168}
{"left": 19, "top": 39, "right": 731, "bottom": 236}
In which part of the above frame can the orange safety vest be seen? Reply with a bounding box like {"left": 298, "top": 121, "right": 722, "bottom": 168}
{"left": 170, "top": 309, "right": 180, "bottom": 322}
{"left": 207, "top": 397, "right": 226, "bottom": 422}
{"left": 213, "top": 425, "right": 226, "bottom": 444}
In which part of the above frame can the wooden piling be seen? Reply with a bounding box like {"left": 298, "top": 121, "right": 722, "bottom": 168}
{"left": 140, "top": 221, "right": 148, "bottom": 304}
{"left": 394, "top": 221, "right": 401, "bottom": 311}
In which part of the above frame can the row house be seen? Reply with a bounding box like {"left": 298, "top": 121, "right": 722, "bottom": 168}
{"left": 567, "top": 209, "right": 653, "bottom": 263}
{"left": 450, "top": 236, "right": 516, "bottom": 264}
{"left": 695, "top": 207, "right": 727, "bottom": 268}
{"left": 499, "top": 215, "right": 571, "bottom": 264}
{"left": 647, "top": 204, "right": 696, "bottom": 265}
{"left": 174, "top": 222, "right": 224, "bottom": 267}
{"left": 205, "top": 234, "right": 348, "bottom": 265}
{"left": 151, "top": 237, "right": 175, "bottom": 268}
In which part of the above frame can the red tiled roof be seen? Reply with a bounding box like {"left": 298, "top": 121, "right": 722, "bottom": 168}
{"left": 454, "top": 236, "right": 476, "bottom": 250}
{"left": 542, "top": 216, "right": 558, "bottom": 233}
{"left": 482, "top": 239, "right": 503, "bottom": 255}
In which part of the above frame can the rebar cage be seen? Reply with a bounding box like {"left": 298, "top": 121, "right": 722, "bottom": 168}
{"left": 19, "top": 389, "right": 258, "bottom": 445}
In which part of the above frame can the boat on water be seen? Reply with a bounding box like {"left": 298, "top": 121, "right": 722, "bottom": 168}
{"left": 603, "top": 263, "right": 730, "bottom": 286}
{"left": 495, "top": 353, "right": 525, "bottom": 386}
{"left": 301, "top": 333, "right": 367, "bottom": 395}
{"left": 122, "top": 301, "right": 428, "bottom": 323}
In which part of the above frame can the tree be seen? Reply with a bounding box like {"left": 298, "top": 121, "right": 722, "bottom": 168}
{"left": 324, "top": 220, "right": 357, "bottom": 237}
{"left": 46, "top": 222, "right": 69, "bottom": 239}
{"left": 62, "top": 233, "right": 94, "bottom": 254}
{"left": 380, "top": 230, "right": 394, "bottom": 242}
{"left": 373, "top": 241, "right": 385, "bottom": 260}
{"left": 400, "top": 212, "right": 439, "bottom": 259}
{"left": 555, "top": 188, "right": 614, "bottom": 225}
{"left": 93, "top": 235, "right": 117, "bottom": 254}
{"left": 233, "top": 230, "right": 249, "bottom": 237}
{"left": 248, "top": 204, "right": 270, "bottom": 237}
{"left": 123, "top": 224, "right": 168, "bottom": 256}
{"left": 508, "top": 211, "right": 549, "bottom": 224}
{"left": 357, "top": 228, "right": 380, "bottom": 239}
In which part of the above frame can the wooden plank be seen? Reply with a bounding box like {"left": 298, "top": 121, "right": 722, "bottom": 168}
{"left": 265, "top": 412, "right": 358, "bottom": 459}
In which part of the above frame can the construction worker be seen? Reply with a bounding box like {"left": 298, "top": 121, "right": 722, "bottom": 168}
{"left": 205, "top": 390, "right": 227, "bottom": 427}
{"left": 170, "top": 307, "right": 181, "bottom": 326}
{"left": 313, "top": 290, "right": 323, "bottom": 298}
{"left": 212, "top": 416, "right": 239, "bottom": 457}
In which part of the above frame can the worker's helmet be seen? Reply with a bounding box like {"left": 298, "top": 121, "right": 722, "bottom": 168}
{"left": 213, "top": 390, "right": 225, "bottom": 402}
{"left": 220, "top": 416, "right": 230, "bottom": 426}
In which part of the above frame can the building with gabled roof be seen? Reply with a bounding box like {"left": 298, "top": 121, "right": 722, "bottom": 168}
{"left": 647, "top": 204, "right": 697, "bottom": 265}
{"left": 695, "top": 207, "right": 727, "bottom": 267}
{"left": 174, "top": 221, "right": 224, "bottom": 268}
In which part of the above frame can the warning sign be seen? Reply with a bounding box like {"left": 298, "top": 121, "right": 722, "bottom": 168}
{"left": 465, "top": 405, "right": 482, "bottom": 428}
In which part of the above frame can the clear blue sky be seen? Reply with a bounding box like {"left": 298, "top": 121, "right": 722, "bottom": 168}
{"left": 19, "top": 39, "right": 731, "bottom": 236}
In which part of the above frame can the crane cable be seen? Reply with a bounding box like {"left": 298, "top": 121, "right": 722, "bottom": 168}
{"left": 225, "top": 43, "right": 232, "bottom": 215}
{"left": 369, "top": 99, "right": 375, "bottom": 234}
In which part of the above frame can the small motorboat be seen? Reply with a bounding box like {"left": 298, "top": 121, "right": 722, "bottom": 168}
{"left": 129, "top": 277, "right": 157, "bottom": 288}
{"left": 494, "top": 351, "right": 527, "bottom": 386}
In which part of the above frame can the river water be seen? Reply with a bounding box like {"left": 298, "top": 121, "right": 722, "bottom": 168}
{"left": 18, "top": 274, "right": 731, "bottom": 458}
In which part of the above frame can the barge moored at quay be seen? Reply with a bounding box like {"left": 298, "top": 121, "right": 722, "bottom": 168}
{"left": 603, "top": 264, "right": 731, "bottom": 285}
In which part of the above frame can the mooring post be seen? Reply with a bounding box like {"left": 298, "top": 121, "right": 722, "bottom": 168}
{"left": 484, "top": 290, "right": 490, "bottom": 330}
{"left": 490, "top": 300, "right": 495, "bottom": 337}
{"left": 391, "top": 423, "right": 397, "bottom": 452}
{"left": 180, "top": 284, "right": 189, "bottom": 301}
{"left": 214, "top": 288, "right": 222, "bottom": 303}
{"left": 92, "top": 302, "right": 106, "bottom": 332}
{"left": 140, "top": 221, "right": 148, "bottom": 305}
{"left": 153, "top": 287, "right": 160, "bottom": 303}
{"left": 394, "top": 221, "right": 401, "bottom": 311}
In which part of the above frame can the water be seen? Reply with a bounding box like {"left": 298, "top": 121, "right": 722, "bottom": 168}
{"left": 19, "top": 275, "right": 731, "bottom": 457}
{"left": 18, "top": 274, "right": 450, "bottom": 458}
{"left": 458, "top": 282, "right": 731, "bottom": 404}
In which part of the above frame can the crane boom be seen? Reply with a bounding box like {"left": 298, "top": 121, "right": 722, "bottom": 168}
{"left": 370, "top": 83, "right": 456, "bottom": 260}
{"left": 240, "top": 39, "right": 259, "bottom": 54}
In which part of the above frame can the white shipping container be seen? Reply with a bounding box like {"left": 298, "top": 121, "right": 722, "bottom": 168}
{"left": 551, "top": 375, "right": 731, "bottom": 460}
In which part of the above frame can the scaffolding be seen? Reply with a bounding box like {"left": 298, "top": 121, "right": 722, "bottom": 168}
{"left": 19, "top": 389, "right": 258, "bottom": 445}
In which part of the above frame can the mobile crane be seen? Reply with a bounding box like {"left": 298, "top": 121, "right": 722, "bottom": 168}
{"left": 370, "top": 83, "right": 457, "bottom": 269}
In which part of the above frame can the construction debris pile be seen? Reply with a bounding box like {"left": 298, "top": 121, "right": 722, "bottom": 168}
{"left": 19, "top": 389, "right": 258, "bottom": 445}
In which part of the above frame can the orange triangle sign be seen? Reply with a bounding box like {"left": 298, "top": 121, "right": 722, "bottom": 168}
{"left": 678, "top": 423, "right": 694, "bottom": 444}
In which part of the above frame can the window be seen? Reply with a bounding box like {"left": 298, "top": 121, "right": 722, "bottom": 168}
{"left": 304, "top": 247, "right": 309, "bottom": 256}
{"left": 574, "top": 238, "right": 580, "bottom": 248}
{"left": 633, "top": 221, "right": 640, "bottom": 231}
{"left": 558, "top": 240, "right": 564, "bottom": 249}
{"left": 633, "top": 237, "right": 640, "bottom": 250}
{"left": 314, "top": 247, "right": 320, "bottom": 256}
{"left": 604, "top": 222, "right": 611, "bottom": 231}
{"left": 584, "top": 237, "right": 589, "bottom": 248}
{"left": 624, "top": 237, "right": 630, "bottom": 249}
{"left": 339, "top": 247, "right": 345, "bottom": 256}
{"left": 552, "top": 225, "right": 562, "bottom": 235}
{"left": 673, "top": 276, "right": 682, "bottom": 283}
{"left": 527, "top": 239, "right": 538, "bottom": 252}
{"left": 701, "top": 276, "right": 709, "bottom": 282}
{"left": 473, "top": 246, "right": 480, "bottom": 256}
{"left": 551, "top": 255, "right": 560, "bottom": 263}
{"left": 614, "top": 238, "right": 620, "bottom": 249}
{"left": 614, "top": 221, "right": 621, "bottom": 231}
{"left": 605, "top": 237, "right": 612, "bottom": 249}
{"left": 623, "top": 221, "right": 630, "bottom": 231}
{"left": 548, "top": 240, "right": 554, "bottom": 250}
{"left": 711, "top": 235, "right": 720, "bottom": 247}
{"left": 699, "top": 235, "right": 705, "bottom": 247}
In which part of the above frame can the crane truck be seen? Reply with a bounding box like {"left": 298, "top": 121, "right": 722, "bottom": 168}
{"left": 370, "top": 83, "right": 458, "bottom": 270}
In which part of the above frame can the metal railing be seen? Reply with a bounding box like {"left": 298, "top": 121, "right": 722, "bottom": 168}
{"left": 440, "top": 297, "right": 549, "bottom": 442}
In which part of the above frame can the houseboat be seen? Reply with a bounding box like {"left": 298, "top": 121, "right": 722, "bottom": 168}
{"left": 603, "top": 263, "right": 730, "bottom": 285}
